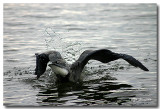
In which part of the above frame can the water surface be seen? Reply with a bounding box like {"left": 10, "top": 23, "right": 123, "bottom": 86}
{"left": 3, "top": 3, "right": 157, "bottom": 106}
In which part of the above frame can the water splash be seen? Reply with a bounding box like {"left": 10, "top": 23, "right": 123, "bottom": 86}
{"left": 42, "top": 26, "right": 83, "bottom": 63}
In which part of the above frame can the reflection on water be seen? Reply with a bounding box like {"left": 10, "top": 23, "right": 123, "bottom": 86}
{"left": 37, "top": 81, "right": 133, "bottom": 106}
{"left": 3, "top": 3, "right": 157, "bottom": 106}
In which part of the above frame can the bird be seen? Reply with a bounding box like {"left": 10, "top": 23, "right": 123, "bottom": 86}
{"left": 35, "top": 49, "right": 149, "bottom": 82}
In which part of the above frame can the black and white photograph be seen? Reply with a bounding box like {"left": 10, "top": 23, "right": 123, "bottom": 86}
{"left": 3, "top": 3, "right": 157, "bottom": 107}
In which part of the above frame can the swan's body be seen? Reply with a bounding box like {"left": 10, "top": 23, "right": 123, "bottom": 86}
{"left": 35, "top": 49, "right": 149, "bottom": 82}
{"left": 48, "top": 64, "right": 68, "bottom": 77}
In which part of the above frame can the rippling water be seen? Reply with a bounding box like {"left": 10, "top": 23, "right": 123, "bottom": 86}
{"left": 3, "top": 3, "right": 157, "bottom": 106}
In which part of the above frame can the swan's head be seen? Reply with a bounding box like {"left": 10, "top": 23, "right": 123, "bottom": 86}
{"left": 35, "top": 53, "right": 49, "bottom": 79}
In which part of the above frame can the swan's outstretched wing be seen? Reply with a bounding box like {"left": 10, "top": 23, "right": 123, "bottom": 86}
{"left": 71, "top": 49, "right": 149, "bottom": 72}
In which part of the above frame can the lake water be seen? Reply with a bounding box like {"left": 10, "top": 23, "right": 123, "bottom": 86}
{"left": 3, "top": 3, "right": 157, "bottom": 107}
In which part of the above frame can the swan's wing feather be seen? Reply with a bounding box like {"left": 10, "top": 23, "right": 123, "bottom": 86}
{"left": 72, "top": 49, "right": 149, "bottom": 71}
{"left": 119, "top": 54, "right": 149, "bottom": 71}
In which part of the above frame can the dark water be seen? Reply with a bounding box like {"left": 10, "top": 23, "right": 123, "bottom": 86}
{"left": 3, "top": 3, "right": 157, "bottom": 106}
